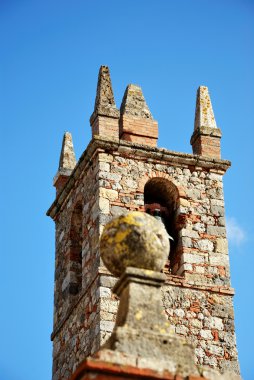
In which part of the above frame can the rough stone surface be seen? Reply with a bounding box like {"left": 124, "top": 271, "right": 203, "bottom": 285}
{"left": 103, "top": 266, "right": 198, "bottom": 377}
{"left": 118, "top": 84, "right": 158, "bottom": 146}
{"left": 53, "top": 132, "right": 77, "bottom": 195}
{"left": 100, "top": 212, "right": 169, "bottom": 276}
{"left": 191, "top": 86, "right": 222, "bottom": 159}
{"left": 90, "top": 66, "right": 119, "bottom": 124}
{"left": 58, "top": 132, "right": 76, "bottom": 170}
{"left": 194, "top": 86, "right": 217, "bottom": 130}
{"left": 120, "top": 84, "right": 153, "bottom": 119}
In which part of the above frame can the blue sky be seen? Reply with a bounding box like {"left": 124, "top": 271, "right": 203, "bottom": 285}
{"left": 0, "top": 1, "right": 253, "bottom": 379}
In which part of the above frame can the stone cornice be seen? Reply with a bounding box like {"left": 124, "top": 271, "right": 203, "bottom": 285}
{"left": 47, "top": 136, "right": 231, "bottom": 220}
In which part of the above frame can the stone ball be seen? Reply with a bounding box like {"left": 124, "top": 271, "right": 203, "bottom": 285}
{"left": 100, "top": 211, "right": 170, "bottom": 277}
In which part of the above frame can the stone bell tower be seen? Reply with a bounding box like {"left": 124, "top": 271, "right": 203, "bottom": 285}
{"left": 47, "top": 66, "right": 240, "bottom": 380}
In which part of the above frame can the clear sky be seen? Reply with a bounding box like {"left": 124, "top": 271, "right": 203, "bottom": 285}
{"left": 1, "top": 1, "right": 253, "bottom": 379}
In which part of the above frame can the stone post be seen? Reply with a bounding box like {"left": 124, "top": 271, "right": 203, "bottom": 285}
{"left": 54, "top": 132, "right": 76, "bottom": 195}
{"left": 90, "top": 66, "right": 120, "bottom": 140}
{"left": 190, "top": 86, "right": 222, "bottom": 158}
{"left": 99, "top": 212, "right": 198, "bottom": 377}
{"left": 120, "top": 84, "right": 158, "bottom": 146}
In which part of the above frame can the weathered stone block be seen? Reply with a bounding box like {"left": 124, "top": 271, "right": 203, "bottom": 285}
{"left": 204, "top": 316, "right": 224, "bottom": 330}
{"left": 99, "top": 197, "right": 110, "bottom": 214}
{"left": 209, "top": 254, "right": 229, "bottom": 266}
{"left": 99, "top": 188, "right": 118, "bottom": 201}
{"left": 183, "top": 253, "right": 205, "bottom": 264}
{"left": 200, "top": 329, "right": 213, "bottom": 340}
{"left": 207, "top": 225, "right": 226, "bottom": 237}
{"left": 215, "top": 238, "right": 228, "bottom": 254}
{"left": 99, "top": 162, "right": 110, "bottom": 172}
{"left": 99, "top": 153, "right": 113, "bottom": 162}
{"left": 195, "top": 239, "right": 214, "bottom": 252}
{"left": 100, "top": 320, "right": 115, "bottom": 332}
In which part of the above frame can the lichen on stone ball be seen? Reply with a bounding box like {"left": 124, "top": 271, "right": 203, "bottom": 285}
{"left": 100, "top": 211, "right": 170, "bottom": 277}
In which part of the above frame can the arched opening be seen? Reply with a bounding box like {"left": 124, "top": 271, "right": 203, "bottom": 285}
{"left": 68, "top": 202, "right": 83, "bottom": 295}
{"left": 144, "top": 178, "right": 180, "bottom": 274}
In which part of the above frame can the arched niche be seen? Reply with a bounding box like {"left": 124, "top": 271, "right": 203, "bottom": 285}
{"left": 68, "top": 201, "right": 83, "bottom": 295}
{"left": 144, "top": 177, "right": 181, "bottom": 275}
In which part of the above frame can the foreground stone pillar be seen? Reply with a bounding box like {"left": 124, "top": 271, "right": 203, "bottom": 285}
{"left": 105, "top": 267, "right": 197, "bottom": 375}
{"left": 71, "top": 212, "right": 199, "bottom": 379}
{"left": 70, "top": 211, "right": 241, "bottom": 380}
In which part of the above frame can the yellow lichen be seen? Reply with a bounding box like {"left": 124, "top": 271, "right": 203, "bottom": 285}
{"left": 135, "top": 310, "right": 143, "bottom": 320}
{"left": 114, "top": 229, "right": 130, "bottom": 243}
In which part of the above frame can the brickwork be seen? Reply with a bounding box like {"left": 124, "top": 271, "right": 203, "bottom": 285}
{"left": 91, "top": 116, "right": 119, "bottom": 140}
{"left": 191, "top": 127, "right": 222, "bottom": 158}
{"left": 48, "top": 136, "right": 239, "bottom": 379}
{"left": 47, "top": 67, "right": 240, "bottom": 380}
{"left": 120, "top": 115, "right": 158, "bottom": 146}
{"left": 119, "top": 84, "right": 158, "bottom": 146}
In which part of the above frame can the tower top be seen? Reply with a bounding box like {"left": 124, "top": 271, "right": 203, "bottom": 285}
{"left": 58, "top": 131, "right": 76, "bottom": 171}
{"left": 90, "top": 65, "right": 120, "bottom": 125}
{"left": 120, "top": 84, "right": 153, "bottom": 119}
{"left": 191, "top": 86, "right": 222, "bottom": 158}
{"left": 53, "top": 131, "right": 76, "bottom": 194}
{"left": 194, "top": 86, "right": 217, "bottom": 130}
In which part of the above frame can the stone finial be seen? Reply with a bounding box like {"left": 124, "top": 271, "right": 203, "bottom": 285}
{"left": 194, "top": 86, "right": 217, "bottom": 130}
{"left": 100, "top": 212, "right": 169, "bottom": 277}
{"left": 99, "top": 211, "right": 198, "bottom": 377}
{"left": 191, "top": 86, "right": 222, "bottom": 159}
{"left": 119, "top": 85, "right": 158, "bottom": 146}
{"left": 90, "top": 66, "right": 120, "bottom": 140}
{"left": 58, "top": 132, "right": 76, "bottom": 171}
{"left": 90, "top": 66, "right": 120, "bottom": 124}
{"left": 53, "top": 132, "right": 76, "bottom": 194}
{"left": 120, "top": 84, "right": 153, "bottom": 119}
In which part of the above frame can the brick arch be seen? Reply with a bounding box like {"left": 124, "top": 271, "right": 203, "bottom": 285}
{"left": 138, "top": 171, "right": 186, "bottom": 198}
{"left": 144, "top": 178, "right": 179, "bottom": 210}
{"left": 142, "top": 174, "right": 185, "bottom": 275}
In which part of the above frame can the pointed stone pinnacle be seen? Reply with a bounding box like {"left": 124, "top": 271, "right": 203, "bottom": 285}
{"left": 194, "top": 86, "right": 217, "bottom": 130}
{"left": 59, "top": 132, "right": 76, "bottom": 171}
{"left": 90, "top": 66, "right": 119, "bottom": 124}
{"left": 120, "top": 84, "right": 153, "bottom": 119}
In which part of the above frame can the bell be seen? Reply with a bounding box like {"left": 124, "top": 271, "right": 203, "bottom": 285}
{"left": 152, "top": 209, "right": 174, "bottom": 241}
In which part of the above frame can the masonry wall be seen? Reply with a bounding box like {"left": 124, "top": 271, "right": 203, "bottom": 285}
{"left": 50, "top": 138, "right": 239, "bottom": 380}
{"left": 96, "top": 146, "right": 239, "bottom": 375}
{"left": 52, "top": 152, "right": 101, "bottom": 380}
{"left": 98, "top": 273, "right": 239, "bottom": 374}
{"left": 97, "top": 149, "right": 230, "bottom": 285}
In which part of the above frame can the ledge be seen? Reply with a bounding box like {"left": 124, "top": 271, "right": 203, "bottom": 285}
{"left": 164, "top": 274, "right": 235, "bottom": 295}
{"left": 47, "top": 136, "right": 231, "bottom": 220}
{"left": 190, "top": 126, "right": 222, "bottom": 145}
{"left": 70, "top": 356, "right": 206, "bottom": 380}
{"left": 101, "top": 270, "right": 235, "bottom": 296}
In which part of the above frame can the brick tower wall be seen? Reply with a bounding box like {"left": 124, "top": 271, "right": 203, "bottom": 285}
{"left": 48, "top": 137, "right": 239, "bottom": 380}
